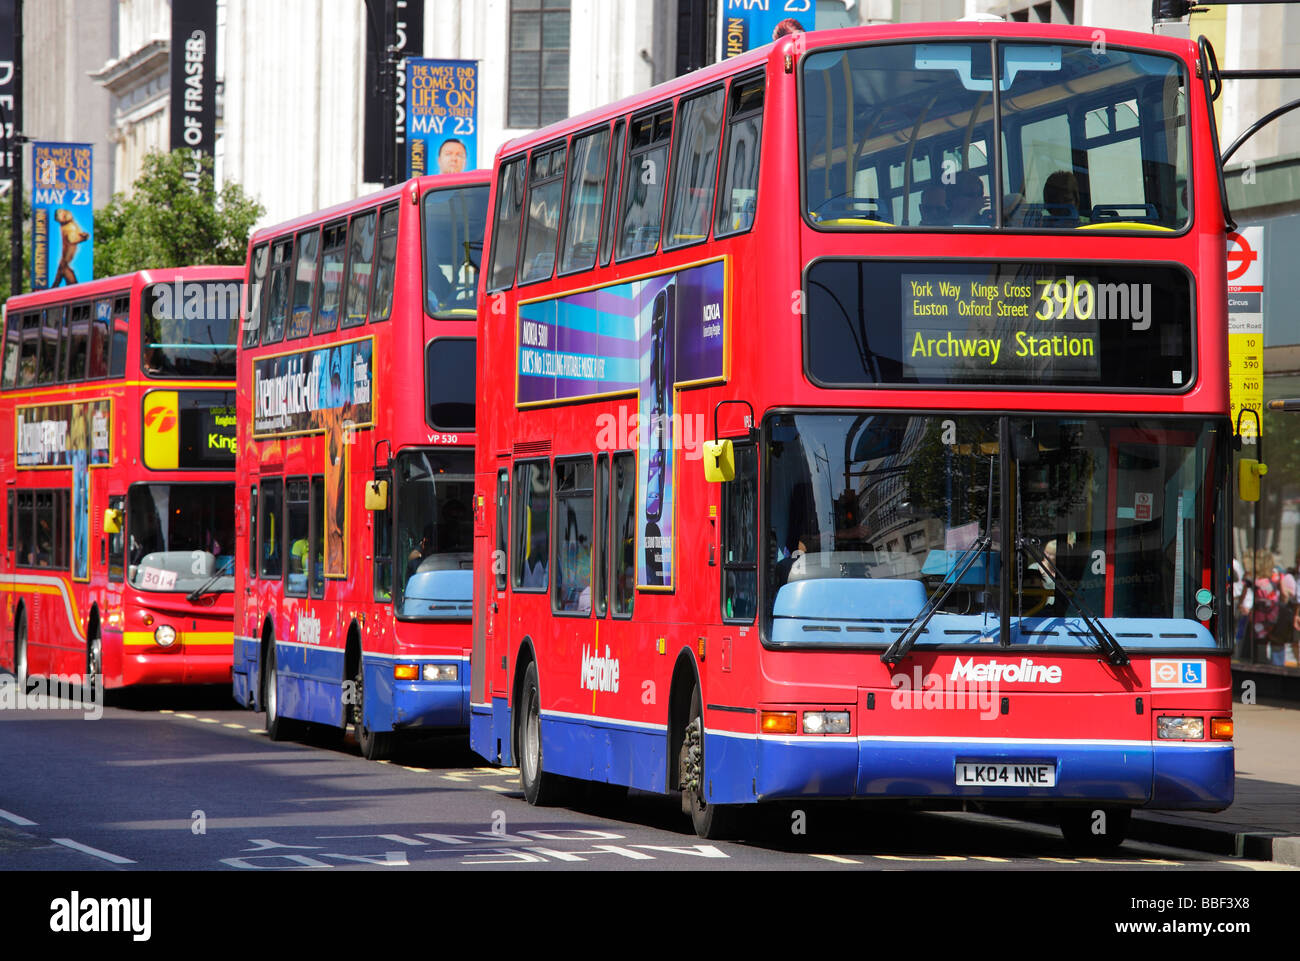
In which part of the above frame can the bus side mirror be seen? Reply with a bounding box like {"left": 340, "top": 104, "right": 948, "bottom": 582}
{"left": 703, "top": 439, "right": 735, "bottom": 483}
{"left": 103, "top": 508, "right": 122, "bottom": 534}
{"left": 365, "top": 479, "right": 389, "bottom": 511}
{"left": 1239, "top": 458, "right": 1267, "bottom": 502}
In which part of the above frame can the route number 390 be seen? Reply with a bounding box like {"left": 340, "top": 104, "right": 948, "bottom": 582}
{"left": 1035, "top": 276, "right": 1094, "bottom": 322}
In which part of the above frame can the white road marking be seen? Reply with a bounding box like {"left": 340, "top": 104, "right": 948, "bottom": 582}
{"left": 174, "top": 713, "right": 196, "bottom": 719}
{"left": 0, "top": 807, "right": 37, "bottom": 826}
{"left": 223, "top": 723, "right": 246, "bottom": 729}
{"left": 53, "top": 837, "right": 136, "bottom": 865}
{"left": 197, "top": 717, "right": 219, "bottom": 724}
{"left": 810, "top": 854, "right": 861, "bottom": 864}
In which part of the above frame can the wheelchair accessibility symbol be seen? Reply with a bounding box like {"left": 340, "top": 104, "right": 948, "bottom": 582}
{"left": 1151, "top": 659, "right": 1206, "bottom": 688}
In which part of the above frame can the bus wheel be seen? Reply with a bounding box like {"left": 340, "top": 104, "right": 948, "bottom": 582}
{"left": 679, "top": 686, "right": 742, "bottom": 840}
{"left": 86, "top": 627, "right": 102, "bottom": 690}
{"left": 518, "top": 661, "right": 563, "bottom": 806}
{"left": 1059, "top": 807, "right": 1130, "bottom": 851}
{"left": 353, "top": 662, "right": 393, "bottom": 761}
{"left": 264, "top": 643, "right": 298, "bottom": 742}
{"left": 14, "top": 609, "right": 29, "bottom": 692}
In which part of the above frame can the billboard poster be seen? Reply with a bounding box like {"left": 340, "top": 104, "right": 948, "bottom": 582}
{"left": 31, "top": 142, "right": 93, "bottom": 290}
{"left": 719, "top": 0, "right": 844, "bottom": 59}
{"left": 406, "top": 58, "right": 477, "bottom": 177}
{"left": 170, "top": 0, "right": 218, "bottom": 188}
{"left": 517, "top": 260, "right": 728, "bottom": 591}
{"left": 0, "top": 0, "right": 15, "bottom": 198}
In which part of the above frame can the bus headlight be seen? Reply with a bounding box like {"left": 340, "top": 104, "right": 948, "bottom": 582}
{"left": 154, "top": 625, "right": 178, "bottom": 648}
{"left": 422, "top": 664, "right": 458, "bottom": 681}
{"left": 803, "top": 711, "right": 850, "bottom": 735}
{"left": 1157, "top": 715, "right": 1204, "bottom": 739}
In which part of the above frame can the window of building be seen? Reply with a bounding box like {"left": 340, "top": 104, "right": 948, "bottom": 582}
{"left": 508, "top": 0, "right": 571, "bottom": 129}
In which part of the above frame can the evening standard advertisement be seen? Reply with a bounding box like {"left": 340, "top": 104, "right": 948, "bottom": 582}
{"left": 30, "top": 142, "right": 93, "bottom": 289}
{"left": 252, "top": 338, "right": 374, "bottom": 438}
{"left": 406, "top": 58, "right": 477, "bottom": 177}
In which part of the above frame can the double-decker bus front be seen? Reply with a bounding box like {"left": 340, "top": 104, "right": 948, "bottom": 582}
{"left": 1, "top": 267, "right": 240, "bottom": 689}
{"left": 232, "top": 174, "right": 489, "bottom": 759}
{"left": 472, "top": 22, "right": 1235, "bottom": 845}
{"left": 754, "top": 24, "right": 1233, "bottom": 842}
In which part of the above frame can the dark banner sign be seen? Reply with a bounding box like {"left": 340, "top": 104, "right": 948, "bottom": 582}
{"left": 0, "top": 0, "right": 15, "bottom": 198}
{"left": 364, "top": 0, "right": 425, "bottom": 184}
{"left": 171, "top": 0, "right": 217, "bottom": 187}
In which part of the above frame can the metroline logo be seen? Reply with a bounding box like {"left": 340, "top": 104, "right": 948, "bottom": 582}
{"left": 579, "top": 645, "right": 620, "bottom": 693}
{"left": 950, "top": 657, "right": 1063, "bottom": 684}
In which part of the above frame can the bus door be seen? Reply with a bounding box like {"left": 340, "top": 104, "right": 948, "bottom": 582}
{"left": 1104, "top": 428, "right": 1199, "bottom": 621}
{"left": 473, "top": 465, "right": 509, "bottom": 703}
{"left": 713, "top": 442, "right": 759, "bottom": 703}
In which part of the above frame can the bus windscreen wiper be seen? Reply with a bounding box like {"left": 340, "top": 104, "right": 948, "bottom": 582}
{"left": 186, "top": 569, "right": 229, "bottom": 603}
{"left": 881, "top": 454, "right": 995, "bottom": 668}
{"left": 880, "top": 532, "right": 991, "bottom": 667}
{"left": 1017, "top": 537, "right": 1128, "bottom": 667}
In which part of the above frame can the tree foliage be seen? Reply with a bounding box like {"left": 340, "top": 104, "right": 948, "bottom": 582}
{"left": 0, "top": 190, "right": 32, "bottom": 304}
{"left": 94, "top": 150, "right": 263, "bottom": 277}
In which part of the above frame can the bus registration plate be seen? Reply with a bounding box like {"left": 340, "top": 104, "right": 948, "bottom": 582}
{"left": 956, "top": 762, "right": 1056, "bottom": 787}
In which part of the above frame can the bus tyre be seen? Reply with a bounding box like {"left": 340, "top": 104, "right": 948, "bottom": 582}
{"left": 86, "top": 627, "right": 102, "bottom": 694}
{"left": 353, "top": 662, "right": 394, "bottom": 761}
{"left": 679, "top": 686, "right": 742, "bottom": 840}
{"left": 518, "top": 661, "right": 563, "bottom": 806}
{"left": 14, "top": 608, "right": 29, "bottom": 692}
{"left": 1059, "top": 807, "right": 1130, "bottom": 851}
{"left": 264, "top": 643, "right": 299, "bottom": 742}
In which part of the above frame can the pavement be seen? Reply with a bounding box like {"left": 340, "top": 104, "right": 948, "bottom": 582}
{"left": 1131, "top": 702, "right": 1300, "bottom": 864}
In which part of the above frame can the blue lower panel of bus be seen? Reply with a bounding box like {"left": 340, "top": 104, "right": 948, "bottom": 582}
{"left": 232, "top": 634, "right": 257, "bottom": 708}
{"left": 704, "top": 736, "right": 1232, "bottom": 809}
{"left": 475, "top": 702, "right": 1232, "bottom": 811}
{"left": 539, "top": 710, "right": 668, "bottom": 792}
{"left": 233, "top": 636, "right": 465, "bottom": 733}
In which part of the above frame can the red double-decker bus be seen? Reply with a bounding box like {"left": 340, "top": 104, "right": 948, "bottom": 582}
{"left": 233, "top": 173, "right": 489, "bottom": 759}
{"left": 471, "top": 22, "right": 1237, "bottom": 844}
{"left": 1, "top": 267, "right": 241, "bottom": 690}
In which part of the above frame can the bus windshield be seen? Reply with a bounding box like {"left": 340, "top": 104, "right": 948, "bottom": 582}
{"left": 128, "top": 483, "right": 235, "bottom": 593}
{"left": 394, "top": 450, "right": 474, "bottom": 619}
{"left": 141, "top": 280, "right": 241, "bottom": 377}
{"left": 424, "top": 185, "right": 489, "bottom": 317}
{"left": 765, "top": 413, "right": 1225, "bottom": 651}
{"left": 803, "top": 41, "right": 1189, "bottom": 231}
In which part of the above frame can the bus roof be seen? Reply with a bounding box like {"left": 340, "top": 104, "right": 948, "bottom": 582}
{"left": 247, "top": 170, "right": 493, "bottom": 246}
{"left": 3, "top": 264, "right": 243, "bottom": 313}
{"left": 493, "top": 20, "right": 1197, "bottom": 163}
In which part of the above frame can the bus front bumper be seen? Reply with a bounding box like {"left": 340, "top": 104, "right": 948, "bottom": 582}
{"left": 705, "top": 732, "right": 1234, "bottom": 811}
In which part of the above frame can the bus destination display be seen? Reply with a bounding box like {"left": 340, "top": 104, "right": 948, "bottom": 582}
{"left": 804, "top": 260, "right": 1193, "bottom": 391}
{"left": 903, "top": 272, "right": 1104, "bottom": 381}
